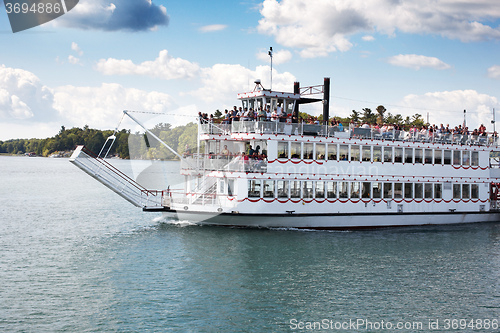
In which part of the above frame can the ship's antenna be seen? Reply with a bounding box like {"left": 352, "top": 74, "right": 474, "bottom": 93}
{"left": 493, "top": 108, "right": 496, "bottom": 133}
{"left": 268, "top": 47, "right": 273, "bottom": 90}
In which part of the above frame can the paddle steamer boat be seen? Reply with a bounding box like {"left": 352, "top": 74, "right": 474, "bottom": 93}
{"left": 70, "top": 78, "right": 500, "bottom": 228}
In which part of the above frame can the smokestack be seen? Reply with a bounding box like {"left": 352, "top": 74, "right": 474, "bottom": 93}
{"left": 293, "top": 81, "right": 300, "bottom": 123}
{"left": 323, "top": 77, "right": 330, "bottom": 125}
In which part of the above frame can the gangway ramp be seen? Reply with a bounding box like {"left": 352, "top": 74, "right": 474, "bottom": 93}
{"left": 69, "top": 146, "right": 165, "bottom": 209}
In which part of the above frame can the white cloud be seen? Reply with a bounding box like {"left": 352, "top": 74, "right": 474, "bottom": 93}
{"left": 256, "top": 49, "right": 293, "bottom": 65}
{"left": 53, "top": 83, "right": 176, "bottom": 129}
{"left": 387, "top": 54, "right": 451, "bottom": 70}
{"left": 199, "top": 24, "right": 228, "bottom": 33}
{"left": 96, "top": 50, "right": 200, "bottom": 80}
{"left": 487, "top": 65, "right": 500, "bottom": 79}
{"left": 257, "top": 0, "right": 500, "bottom": 58}
{"left": 68, "top": 55, "right": 81, "bottom": 65}
{"left": 0, "top": 65, "right": 180, "bottom": 139}
{"left": 188, "top": 64, "right": 296, "bottom": 104}
{"left": 71, "top": 42, "right": 83, "bottom": 56}
{"left": 0, "top": 65, "right": 56, "bottom": 121}
{"left": 395, "top": 90, "right": 499, "bottom": 131}
{"left": 362, "top": 35, "right": 375, "bottom": 41}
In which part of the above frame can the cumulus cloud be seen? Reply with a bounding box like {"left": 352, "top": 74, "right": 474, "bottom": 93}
{"left": 0, "top": 64, "right": 179, "bottom": 139}
{"left": 256, "top": 49, "right": 293, "bottom": 65}
{"left": 55, "top": 0, "right": 169, "bottom": 32}
{"left": 71, "top": 42, "right": 83, "bottom": 56}
{"left": 96, "top": 50, "right": 200, "bottom": 80}
{"left": 0, "top": 65, "right": 56, "bottom": 121}
{"left": 387, "top": 54, "right": 452, "bottom": 70}
{"left": 199, "top": 24, "right": 228, "bottom": 33}
{"left": 68, "top": 55, "right": 81, "bottom": 65}
{"left": 487, "top": 65, "right": 500, "bottom": 79}
{"left": 396, "top": 90, "right": 499, "bottom": 130}
{"left": 188, "top": 64, "right": 296, "bottom": 104}
{"left": 53, "top": 83, "right": 175, "bottom": 128}
{"left": 257, "top": 0, "right": 500, "bottom": 57}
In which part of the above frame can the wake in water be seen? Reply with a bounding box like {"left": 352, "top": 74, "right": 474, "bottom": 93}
{"left": 153, "top": 215, "right": 198, "bottom": 228}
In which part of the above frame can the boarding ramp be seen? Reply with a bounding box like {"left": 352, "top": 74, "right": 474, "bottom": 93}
{"left": 69, "top": 145, "right": 165, "bottom": 209}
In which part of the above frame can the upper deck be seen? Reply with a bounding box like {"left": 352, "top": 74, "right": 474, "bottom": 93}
{"left": 200, "top": 121, "right": 500, "bottom": 147}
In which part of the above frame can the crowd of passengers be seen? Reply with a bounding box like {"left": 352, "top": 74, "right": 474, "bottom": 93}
{"left": 198, "top": 108, "right": 497, "bottom": 139}
{"left": 198, "top": 106, "right": 297, "bottom": 124}
{"left": 351, "top": 122, "right": 495, "bottom": 138}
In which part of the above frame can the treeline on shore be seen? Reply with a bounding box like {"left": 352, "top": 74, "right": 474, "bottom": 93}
{"left": 0, "top": 123, "right": 198, "bottom": 159}
{"left": 0, "top": 106, "right": 428, "bottom": 159}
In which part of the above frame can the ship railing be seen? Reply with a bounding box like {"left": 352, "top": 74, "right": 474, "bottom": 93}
{"left": 168, "top": 188, "right": 222, "bottom": 206}
{"left": 349, "top": 125, "right": 499, "bottom": 146}
{"left": 181, "top": 154, "right": 267, "bottom": 173}
{"left": 199, "top": 120, "right": 499, "bottom": 147}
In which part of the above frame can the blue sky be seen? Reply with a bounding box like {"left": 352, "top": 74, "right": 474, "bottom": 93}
{"left": 1, "top": 0, "right": 500, "bottom": 140}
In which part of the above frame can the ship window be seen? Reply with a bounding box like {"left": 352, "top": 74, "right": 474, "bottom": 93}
{"left": 242, "top": 99, "right": 249, "bottom": 109}
{"left": 291, "top": 142, "right": 301, "bottom": 159}
{"left": 303, "top": 181, "right": 313, "bottom": 198}
{"left": 373, "top": 146, "right": 382, "bottom": 162}
{"left": 350, "top": 145, "right": 360, "bottom": 162}
{"left": 339, "top": 182, "right": 349, "bottom": 198}
{"left": 290, "top": 181, "right": 301, "bottom": 198}
{"left": 462, "top": 184, "right": 470, "bottom": 199}
{"left": 444, "top": 150, "right": 452, "bottom": 165}
{"left": 434, "top": 150, "right": 442, "bottom": 164}
{"left": 327, "top": 182, "right": 337, "bottom": 198}
{"left": 471, "top": 152, "right": 479, "bottom": 166}
{"left": 362, "top": 182, "right": 371, "bottom": 198}
{"left": 327, "top": 144, "right": 337, "bottom": 160}
{"left": 394, "top": 183, "right": 403, "bottom": 198}
{"left": 424, "top": 149, "right": 433, "bottom": 164}
{"left": 404, "top": 183, "right": 413, "bottom": 198}
{"left": 471, "top": 184, "right": 479, "bottom": 199}
{"left": 462, "top": 151, "right": 470, "bottom": 166}
{"left": 453, "top": 150, "right": 461, "bottom": 165}
{"left": 453, "top": 184, "right": 461, "bottom": 199}
{"left": 278, "top": 142, "right": 289, "bottom": 159}
{"left": 277, "top": 180, "right": 288, "bottom": 198}
{"left": 424, "top": 183, "right": 433, "bottom": 199}
{"left": 263, "top": 180, "right": 275, "bottom": 198}
{"left": 383, "top": 147, "right": 393, "bottom": 163}
{"left": 372, "top": 182, "right": 382, "bottom": 198}
{"left": 415, "top": 183, "right": 423, "bottom": 198}
{"left": 248, "top": 180, "right": 261, "bottom": 198}
{"left": 404, "top": 148, "right": 413, "bottom": 164}
{"left": 414, "top": 149, "right": 423, "bottom": 164}
{"left": 394, "top": 147, "right": 403, "bottom": 163}
{"left": 383, "top": 183, "right": 393, "bottom": 198}
{"left": 434, "top": 183, "right": 442, "bottom": 199}
{"left": 228, "top": 179, "right": 234, "bottom": 196}
{"left": 362, "top": 146, "right": 371, "bottom": 162}
{"left": 315, "top": 181, "right": 325, "bottom": 198}
{"left": 219, "top": 179, "right": 226, "bottom": 194}
{"left": 339, "top": 145, "right": 348, "bottom": 161}
{"left": 350, "top": 182, "right": 360, "bottom": 198}
{"left": 303, "top": 143, "right": 314, "bottom": 160}
{"left": 316, "top": 144, "right": 326, "bottom": 160}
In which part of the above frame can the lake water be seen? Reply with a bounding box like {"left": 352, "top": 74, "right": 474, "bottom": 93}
{"left": 1, "top": 156, "right": 500, "bottom": 332}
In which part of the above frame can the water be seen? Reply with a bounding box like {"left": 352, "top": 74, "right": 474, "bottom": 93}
{"left": 1, "top": 156, "right": 500, "bottom": 332}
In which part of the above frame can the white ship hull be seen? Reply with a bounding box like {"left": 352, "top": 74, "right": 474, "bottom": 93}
{"left": 162, "top": 210, "right": 500, "bottom": 229}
